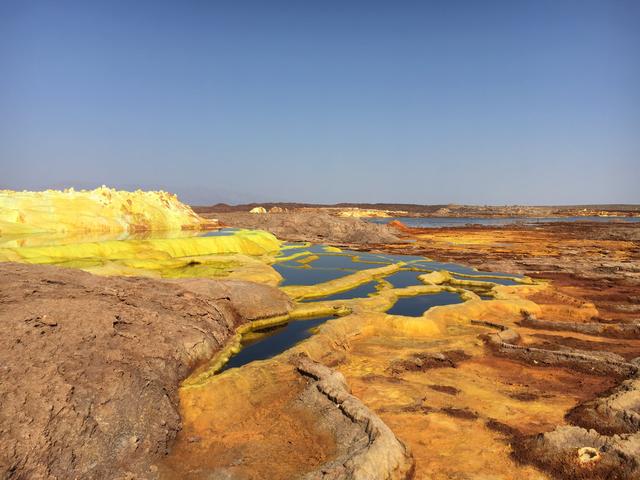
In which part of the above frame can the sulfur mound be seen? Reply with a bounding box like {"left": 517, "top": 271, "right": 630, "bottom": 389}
{"left": 0, "top": 229, "right": 282, "bottom": 282}
{"left": 0, "top": 186, "right": 217, "bottom": 235}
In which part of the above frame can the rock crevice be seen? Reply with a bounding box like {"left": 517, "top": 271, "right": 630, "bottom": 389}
{"left": 293, "top": 355, "right": 415, "bottom": 480}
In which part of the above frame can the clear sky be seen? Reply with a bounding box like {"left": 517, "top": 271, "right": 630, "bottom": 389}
{"left": 1, "top": 1, "right": 638, "bottom": 205}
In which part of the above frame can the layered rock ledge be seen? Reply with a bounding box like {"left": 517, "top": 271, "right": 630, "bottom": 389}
{"left": 294, "top": 355, "right": 415, "bottom": 480}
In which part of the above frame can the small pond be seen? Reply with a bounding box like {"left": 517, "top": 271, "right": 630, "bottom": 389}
{"left": 386, "top": 291, "right": 464, "bottom": 317}
{"left": 220, "top": 315, "right": 336, "bottom": 371}
{"left": 301, "top": 280, "right": 381, "bottom": 302}
{"left": 383, "top": 270, "right": 424, "bottom": 288}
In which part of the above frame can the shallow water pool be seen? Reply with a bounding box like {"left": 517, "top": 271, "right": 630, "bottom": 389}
{"left": 273, "top": 264, "right": 357, "bottom": 286}
{"left": 221, "top": 315, "right": 335, "bottom": 371}
{"left": 386, "top": 291, "right": 463, "bottom": 317}
{"left": 382, "top": 270, "right": 424, "bottom": 288}
{"left": 221, "top": 243, "right": 518, "bottom": 371}
{"left": 301, "top": 280, "right": 381, "bottom": 302}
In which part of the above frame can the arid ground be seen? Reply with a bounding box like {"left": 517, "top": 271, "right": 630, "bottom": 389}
{"left": 198, "top": 211, "right": 640, "bottom": 479}
{"left": 2, "top": 200, "right": 639, "bottom": 479}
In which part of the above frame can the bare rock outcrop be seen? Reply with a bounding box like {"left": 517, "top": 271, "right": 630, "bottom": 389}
{"left": 519, "top": 314, "right": 640, "bottom": 340}
{"left": 211, "top": 212, "right": 402, "bottom": 245}
{"left": 293, "top": 355, "right": 415, "bottom": 480}
{"left": 567, "top": 376, "right": 640, "bottom": 436}
{"left": 514, "top": 425, "right": 640, "bottom": 479}
{"left": 0, "top": 262, "right": 290, "bottom": 479}
{"left": 167, "top": 278, "right": 293, "bottom": 321}
{"left": 473, "top": 319, "right": 638, "bottom": 378}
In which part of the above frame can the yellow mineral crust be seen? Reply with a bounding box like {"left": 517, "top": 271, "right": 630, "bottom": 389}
{"left": 335, "top": 207, "right": 409, "bottom": 218}
{"left": 190, "top": 265, "right": 545, "bottom": 384}
{"left": 162, "top": 361, "right": 340, "bottom": 480}
{"left": 287, "top": 286, "right": 544, "bottom": 362}
{"left": 175, "top": 276, "right": 559, "bottom": 478}
{"left": 0, "top": 187, "right": 216, "bottom": 235}
{"left": 282, "top": 263, "right": 403, "bottom": 300}
{"left": 0, "top": 229, "right": 283, "bottom": 283}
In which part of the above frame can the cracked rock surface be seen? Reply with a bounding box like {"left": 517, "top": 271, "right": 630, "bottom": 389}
{"left": 294, "top": 355, "right": 415, "bottom": 480}
{"left": 0, "top": 262, "right": 289, "bottom": 479}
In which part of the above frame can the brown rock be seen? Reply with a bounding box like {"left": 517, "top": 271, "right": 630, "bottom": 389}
{"left": 213, "top": 211, "right": 402, "bottom": 245}
{"left": 294, "top": 355, "right": 415, "bottom": 480}
{"left": 167, "top": 278, "right": 293, "bottom": 320}
{"left": 0, "top": 262, "right": 285, "bottom": 479}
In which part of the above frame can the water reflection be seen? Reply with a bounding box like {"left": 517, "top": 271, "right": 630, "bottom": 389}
{"left": 383, "top": 270, "right": 423, "bottom": 288}
{"left": 273, "top": 264, "right": 356, "bottom": 286}
{"left": 0, "top": 227, "right": 240, "bottom": 248}
{"left": 387, "top": 291, "right": 463, "bottom": 317}
{"left": 221, "top": 315, "right": 335, "bottom": 371}
{"left": 301, "top": 280, "right": 381, "bottom": 302}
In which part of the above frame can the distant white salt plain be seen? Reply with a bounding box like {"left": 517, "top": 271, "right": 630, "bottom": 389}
{"left": 367, "top": 216, "right": 640, "bottom": 228}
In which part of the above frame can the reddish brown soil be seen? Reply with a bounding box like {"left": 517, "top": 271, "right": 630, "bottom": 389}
{"left": 383, "top": 221, "right": 640, "bottom": 324}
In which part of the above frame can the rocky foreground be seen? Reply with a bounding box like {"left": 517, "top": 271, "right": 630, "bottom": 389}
{"left": 0, "top": 263, "right": 415, "bottom": 480}
{"left": 0, "top": 263, "right": 292, "bottom": 478}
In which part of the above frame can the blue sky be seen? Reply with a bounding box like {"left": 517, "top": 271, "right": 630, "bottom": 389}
{"left": 1, "top": 1, "right": 638, "bottom": 204}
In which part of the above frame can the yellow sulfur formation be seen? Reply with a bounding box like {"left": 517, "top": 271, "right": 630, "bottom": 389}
{"left": 0, "top": 229, "right": 283, "bottom": 282}
{"left": 0, "top": 186, "right": 216, "bottom": 235}
{"left": 0, "top": 230, "right": 279, "bottom": 262}
{"left": 281, "top": 263, "right": 403, "bottom": 300}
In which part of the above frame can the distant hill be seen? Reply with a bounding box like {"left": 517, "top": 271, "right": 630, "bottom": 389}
{"left": 193, "top": 202, "right": 640, "bottom": 217}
